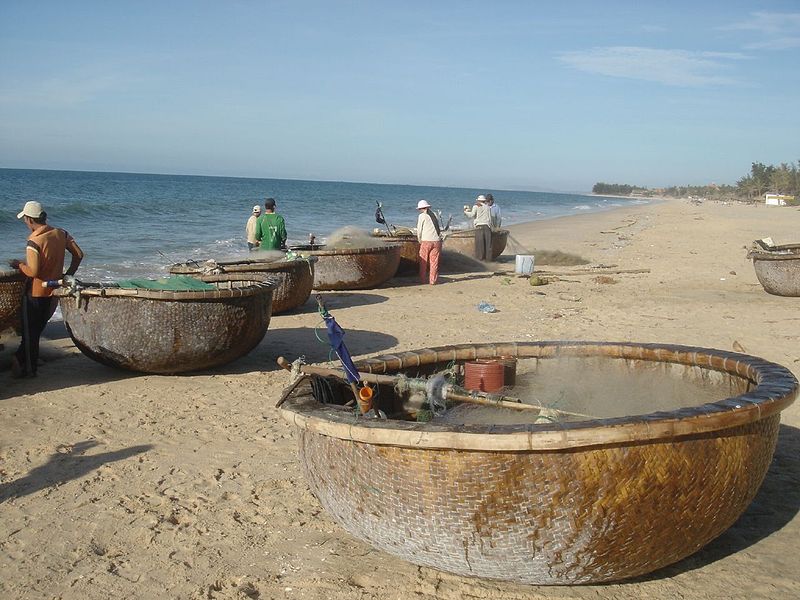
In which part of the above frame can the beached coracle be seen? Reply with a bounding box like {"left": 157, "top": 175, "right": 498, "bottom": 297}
{"left": 279, "top": 341, "right": 797, "bottom": 585}
{"left": 288, "top": 244, "right": 401, "bottom": 290}
{"left": 169, "top": 255, "right": 315, "bottom": 313}
{"left": 370, "top": 230, "right": 420, "bottom": 274}
{"left": 55, "top": 274, "right": 273, "bottom": 373}
{"left": 0, "top": 269, "right": 25, "bottom": 333}
{"left": 747, "top": 242, "right": 800, "bottom": 297}
{"left": 443, "top": 228, "right": 508, "bottom": 260}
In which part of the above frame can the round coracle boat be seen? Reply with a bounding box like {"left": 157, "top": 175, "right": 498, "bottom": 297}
{"left": 370, "top": 229, "right": 419, "bottom": 274}
{"left": 288, "top": 244, "right": 401, "bottom": 290}
{"left": 747, "top": 242, "right": 800, "bottom": 297}
{"left": 169, "top": 255, "right": 315, "bottom": 314}
{"left": 443, "top": 228, "right": 508, "bottom": 260}
{"left": 279, "top": 341, "right": 798, "bottom": 585}
{"left": 55, "top": 274, "right": 273, "bottom": 373}
{"left": 0, "top": 268, "right": 25, "bottom": 333}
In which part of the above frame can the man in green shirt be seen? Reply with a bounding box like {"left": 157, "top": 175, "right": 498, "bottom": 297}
{"left": 255, "top": 197, "right": 287, "bottom": 250}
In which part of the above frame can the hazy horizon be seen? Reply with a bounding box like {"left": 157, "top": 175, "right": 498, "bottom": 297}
{"left": 0, "top": 165, "right": 596, "bottom": 195}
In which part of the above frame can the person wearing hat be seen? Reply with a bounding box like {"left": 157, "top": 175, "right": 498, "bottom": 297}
{"left": 463, "top": 194, "right": 493, "bottom": 261}
{"left": 246, "top": 204, "right": 262, "bottom": 250}
{"left": 255, "top": 197, "right": 287, "bottom": 251}
{"left": 9, "top": 200, "right": 84, "bottom": 378}
{"left": 416, "top": 200, "right": 443, "bottom": 285}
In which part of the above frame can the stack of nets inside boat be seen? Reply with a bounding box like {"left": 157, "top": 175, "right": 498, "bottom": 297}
{"left": 326, "top": 226, "right": 378, "bottom": 249}
{"left": 391, "top": 226, "right": 414, "bottom": 236}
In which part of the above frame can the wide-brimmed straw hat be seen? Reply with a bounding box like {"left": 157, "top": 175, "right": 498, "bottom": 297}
{"left": 17, "top": 200, "right": 45, "bottom": 219}
{"left": 417, "top": 200, "right": 431, "bottom": 209}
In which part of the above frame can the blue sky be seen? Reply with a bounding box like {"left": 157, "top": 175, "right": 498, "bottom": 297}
{"left": 0, "top": 1, "right": 798, "bottom": 192}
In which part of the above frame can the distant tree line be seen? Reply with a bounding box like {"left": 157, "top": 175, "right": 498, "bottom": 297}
{"left": 592, "top": 183, "right": 650, "bottom": 196}
{"left": 593, "top": 161, "right": 800, "bottom": 204}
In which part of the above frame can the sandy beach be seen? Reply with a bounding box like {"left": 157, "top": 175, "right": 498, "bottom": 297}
{"left": 2, "top": 198, "right": 799, "bottom": 599}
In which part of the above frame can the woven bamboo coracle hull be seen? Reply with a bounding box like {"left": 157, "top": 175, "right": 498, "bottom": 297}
{"left": 0, "top": 269, "right": 25, "bottom": 333}
{"left": 56, "top": 276, "right": 273, "bottom": 373}
{"left": 747, "top": 244, "right": 800, "bottom": 297}
{"left": 170, "top": 257, "right": 315, "bottom": 314}
{"left": 443, "top": 228, "right": 508, "bottom": 260}
{"left": 281, "top": 342, "right": 798, "bottom": 585}
{"left": 289, "top": 244, "right": 401, "bottom": 290}
{"left": 370, "top": 233, "right": 420, "bottom": 274}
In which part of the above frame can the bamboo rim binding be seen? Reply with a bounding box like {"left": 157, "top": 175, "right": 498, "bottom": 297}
{"left": 52, "top": 276, "right": 273, "bottom": 301}
{"left": 278, "top": 341, "right": 798, "bottom": 451}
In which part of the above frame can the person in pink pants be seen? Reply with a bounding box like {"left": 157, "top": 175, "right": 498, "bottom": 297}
{"left": 416, "top": 200, "right": 443, "bottom": 285}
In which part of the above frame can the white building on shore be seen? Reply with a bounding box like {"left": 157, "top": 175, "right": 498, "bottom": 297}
{"left": 765, "top": 193, "right": 795, "bottom": 206}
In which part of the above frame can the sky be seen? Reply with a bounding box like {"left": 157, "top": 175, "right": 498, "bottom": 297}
{"left": 0, "top": 1, "right": 798, "bottom": 192}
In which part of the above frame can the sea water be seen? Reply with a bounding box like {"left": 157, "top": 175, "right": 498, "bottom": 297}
{"left": 0, "top": 168, "right": 646, "bottom": 282}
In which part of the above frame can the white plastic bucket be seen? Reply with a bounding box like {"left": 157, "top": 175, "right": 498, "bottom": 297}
{"left": 515, "top": 254, "right": 535, "bottom": 275}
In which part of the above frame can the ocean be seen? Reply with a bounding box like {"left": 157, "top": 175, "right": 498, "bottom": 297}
{"left": 0, "top": 168, "right": 645, "bottom": 282}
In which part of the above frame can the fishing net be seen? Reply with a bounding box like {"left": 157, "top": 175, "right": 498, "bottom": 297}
{"left": 115, "top": 275, "right": 216, "bottom": 291}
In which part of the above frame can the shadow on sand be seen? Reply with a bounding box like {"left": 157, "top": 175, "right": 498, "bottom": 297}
{"left": 0, "top": 440, "right": 153, "bottom": 503}
{"left": 280, "top": 291, "right": 390, "bottom": 314}
{"left": 639, "top": 423, "right": 800, "bottom": 581}
{"left": 0, "top": 322, "right": 135, "bottom": 400}
{"left": 204, "top": 326, "right": 399, "bottom": 375}
{"left": 2, "top": 316, "right": 397, "bottom": 393}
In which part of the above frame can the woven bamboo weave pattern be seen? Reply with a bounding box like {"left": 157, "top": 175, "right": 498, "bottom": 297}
{"left": 170, "top": 258, "right": 315, "bottom": 313}
{"left": 0, "top": 270, "right": 25, "bottom": 333}
{"left": 290, "top": 244, "right": 401, "bottom": 290}
{"left": 281, "top": 341, "right": 798, "bottom": 585}
{"left": 443, "top": 228, "right": 508, "bottom": 260}
{"left": 747, "top": 243, "right": 800, "bottom": 297}
{"left": 56, "top": 277, "right": 272, "bottom": 373}
{"left": 370, "top": 233, "right": 420, "bottom": 274}
{"left": 299, "top": 416, "right": 778, "bottom": 584}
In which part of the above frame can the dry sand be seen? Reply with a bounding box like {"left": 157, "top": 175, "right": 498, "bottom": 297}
{"left": 2, "top": 198, "right": 799, "bottom": 599}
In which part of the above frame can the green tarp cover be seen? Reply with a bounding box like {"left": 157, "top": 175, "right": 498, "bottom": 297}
{"left": 115, "top": 275, "right": 216, "bottom": 291}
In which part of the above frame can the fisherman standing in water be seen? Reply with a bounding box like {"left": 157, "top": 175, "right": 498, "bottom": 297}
{"left": 9, "top": 201, "right": 84, "bottom": 378}
{"left": 245, "top": 204, "right": 262, "bottom": 250}
{"left": 255, "top": 197, "right": 287, "bottom": 251}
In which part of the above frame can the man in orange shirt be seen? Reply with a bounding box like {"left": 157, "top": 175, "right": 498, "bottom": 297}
{"left": 9, "top": 201, "right": 84, "bottom": 378}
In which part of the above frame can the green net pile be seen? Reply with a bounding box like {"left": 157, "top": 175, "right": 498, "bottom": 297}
{"left": 115, "top": 275, "right": 216, "bottom": 291}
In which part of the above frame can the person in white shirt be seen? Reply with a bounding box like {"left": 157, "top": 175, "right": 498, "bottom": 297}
{"left": 486, "top": 193, "right": 502, "bottom": 229}
{"left": 416, "top": 199, "right": 443, "bottom": 285}
{"left": 463, "top": 195, "right": 492, "bottom": 261}
{"left": 246, "top": 204, "right": 261, "bottom": 250}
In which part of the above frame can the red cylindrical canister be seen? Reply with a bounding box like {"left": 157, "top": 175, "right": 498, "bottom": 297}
{"left": 463, "top": 360, "right": 505, "bottom": 392}
{"left": 496, "top": 356, "right": 517, "bottom": 387}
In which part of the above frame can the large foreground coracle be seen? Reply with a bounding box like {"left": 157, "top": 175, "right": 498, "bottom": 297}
{"left": 55, "top": 274, "right": 273, "bottom": 373}
{"left": 289, "top": 244, "right": 401, "bottom": 290}
{"left": 169, "top": 255, "right": 315, "bottom": 314}
{"left": 443, "top": 228, "right": 508, "bottom": 260}
{"left": 0, "top": 268, "right": 25, "bottom": 333}
{"left": 280, "top": 341, "right": 797, "bottom": 585}
{"left": 747, "top": 242, "right": 800, "bottom": 297}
